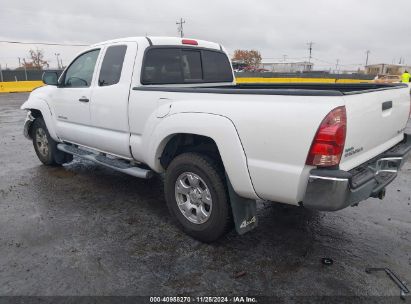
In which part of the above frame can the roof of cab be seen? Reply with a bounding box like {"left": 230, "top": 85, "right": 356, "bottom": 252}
{"left": 92, "top": 36, "right": 222, "bottom": 50}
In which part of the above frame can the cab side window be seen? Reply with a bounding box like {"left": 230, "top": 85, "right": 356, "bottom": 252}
{"left": 98, "top": 45, "right": 127, "bottom": 86}
{"left": 63, "top": 49, "right": 100, "bottom": 88}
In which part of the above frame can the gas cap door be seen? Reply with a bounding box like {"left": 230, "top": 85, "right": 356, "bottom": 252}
{"left": 156, "top": 97, "right": 172, "bottom": 118}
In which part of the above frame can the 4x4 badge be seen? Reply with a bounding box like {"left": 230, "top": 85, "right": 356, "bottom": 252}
{"left": 240, "top": 216, "right": 256, "bottom": 229}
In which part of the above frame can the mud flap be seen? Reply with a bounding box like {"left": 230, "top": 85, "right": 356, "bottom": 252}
{"left": 226, "top": 174, "right": 258, "bottom": 235}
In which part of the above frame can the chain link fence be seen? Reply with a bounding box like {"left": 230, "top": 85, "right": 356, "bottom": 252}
{"left": 0, "top": 69, "right": 63, "bottom": 82}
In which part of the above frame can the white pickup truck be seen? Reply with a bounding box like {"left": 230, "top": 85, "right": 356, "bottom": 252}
{"left": 22, "top": 37, "right": 411, "bottom": 242}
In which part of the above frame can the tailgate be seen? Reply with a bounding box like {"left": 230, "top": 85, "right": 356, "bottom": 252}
{"left": 340, "top": 86, "right": 410, "bottom": 171}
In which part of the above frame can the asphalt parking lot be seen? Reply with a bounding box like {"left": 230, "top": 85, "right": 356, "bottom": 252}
{"left": 0, "top": 93, "right": 410, "bottom": 299}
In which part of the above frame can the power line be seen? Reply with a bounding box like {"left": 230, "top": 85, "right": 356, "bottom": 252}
{"left": 176, "top": 18, "right": 186, "bottom": 38}
{"left": 311, "top": 56, "right": 334, "bottom": 65}
{"left": 340, "top": 62, "right": 363, "bottom": 67}
{"left": 263, "top": 57, "right": 307, "bottom": 60}
{"left": 311, "top": 57, "right": 364, "bottom": 68}
{"left": 0, "top": 40, "right": 89, "bottom": 46}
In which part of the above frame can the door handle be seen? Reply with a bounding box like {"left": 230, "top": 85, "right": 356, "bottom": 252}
{"left": 79, "top": 97, "right": 89, "bottom": 103}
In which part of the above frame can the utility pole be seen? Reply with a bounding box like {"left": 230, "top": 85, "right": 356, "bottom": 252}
{"left": 0, "top": 64, "right": 3, "bottom": 82}
{"left": 365, "top": 50, "right": 370, "bottom": 67}
{"left": 307, "top": 42, "right": 314, "bottom": 71}
{"left": 307, "top": 42, "right": 314, "bottom": 63}
{"left": 335, "top": 59, "right": 340, "bottom": 74}
{"left": 176, "top": 18, "right": 185, "bottom": 38}
{"left": 22, "top": 58, "right": 28, "bottom": 81}
{"left": 60, "top": 58, "right": 63, "bottom": 69}
{"left": 18, "top": 57, "right": 21, "bottom": 67}
{"left": 55, "top": 53, "right": 61, "bottom": 69}
{"left": 282, "top": 55, "right": 287, "bottom": 62}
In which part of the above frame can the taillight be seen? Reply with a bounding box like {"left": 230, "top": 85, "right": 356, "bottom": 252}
{"left": 306, "top": 106, "right": 347, "bottom": 167}
{"left": 182, "top": 39, "right": 198, "bottom": 45}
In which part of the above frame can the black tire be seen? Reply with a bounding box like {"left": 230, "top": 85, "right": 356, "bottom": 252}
{"left": 31, "top": 118, "right": 73, "bottom": 166}
{"left": 165, "top": 152, "right": 233, "bottom": 242}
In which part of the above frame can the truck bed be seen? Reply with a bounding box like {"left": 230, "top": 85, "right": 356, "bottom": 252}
{"left": 134, "top": 83, "right": 408, "bottom": 96}
{"left": 132, "top": 81, "right": 410, "bottom": 203}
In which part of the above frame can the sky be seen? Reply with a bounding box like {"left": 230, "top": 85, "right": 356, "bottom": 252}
{"left": 0, "top": 0, "right": 410, "bottom": 71}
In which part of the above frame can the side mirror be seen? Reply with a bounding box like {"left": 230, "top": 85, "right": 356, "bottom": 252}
{"left": 42, "top": 72, "right": 58, "bottom": 86}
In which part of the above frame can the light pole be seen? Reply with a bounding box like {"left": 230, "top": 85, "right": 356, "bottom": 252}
{"left": 55, "top": 53, "right": 61, "bottom": 69}
{"left": 365, "top": 50, "right": 370, "bottom": 67}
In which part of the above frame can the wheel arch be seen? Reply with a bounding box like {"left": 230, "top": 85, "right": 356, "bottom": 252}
{"left": 159, "top": 133, "right": 222, "bottom": 170}
{"left": 21, "top": 97, "right": 58, "bottom": 141}
{"left": 146, "top": 112, "right": 259, "bottom": 200}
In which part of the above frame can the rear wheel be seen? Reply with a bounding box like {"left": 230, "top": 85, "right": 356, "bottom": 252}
{"left": 31, "top": 118, "right": 72, "bottom": 166}
{"left": 165, "top": 152, "right": 233, "bottom": 242}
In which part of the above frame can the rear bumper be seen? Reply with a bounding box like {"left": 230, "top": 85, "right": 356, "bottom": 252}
{"left": 303, "top": 134, "right": 411, "bottom": 211}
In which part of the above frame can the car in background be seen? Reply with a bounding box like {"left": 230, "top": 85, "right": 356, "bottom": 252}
{"left": 374, "top": 74, "right": 401, "bottom": 84}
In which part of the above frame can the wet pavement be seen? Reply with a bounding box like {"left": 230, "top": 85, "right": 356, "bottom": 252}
{"left": 0, "top": 93, "right": 410, "bottom": 299}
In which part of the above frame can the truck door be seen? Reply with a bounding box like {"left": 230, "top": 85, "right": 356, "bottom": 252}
{"left": 53, "top": 49, "right": 101, "bottom": 145}
{"left": 88, "top": 42, "right": 138, "bottom": 158}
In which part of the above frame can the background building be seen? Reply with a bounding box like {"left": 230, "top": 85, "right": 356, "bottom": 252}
{"left": 365, "top": 64, "right": 411, "bottom": 75}
{"left": 259, "top": 59, "right": 313, "bottom": 73}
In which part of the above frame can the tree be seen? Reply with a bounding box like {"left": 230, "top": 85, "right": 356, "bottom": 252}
{"left": 232, "top": 49, "right": 262, "bottom": 67}
{"left": 22, "top": 49, "right": 49, "bottom": 70}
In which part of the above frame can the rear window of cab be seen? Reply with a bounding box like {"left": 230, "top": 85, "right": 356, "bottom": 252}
{"left": 141, "top": 47, "right": 233, "bottom": 85}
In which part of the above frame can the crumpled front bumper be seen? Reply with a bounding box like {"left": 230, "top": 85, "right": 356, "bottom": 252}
{"left": 303, "top": 134, "right": 411, "bottom": 211}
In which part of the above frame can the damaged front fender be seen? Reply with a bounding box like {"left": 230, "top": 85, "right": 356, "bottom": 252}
{"left": 23, "top": 111, "right": 35, "bottom": 139}
{"left": 20, "top": 86, "right": 59, "bottom": 142}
